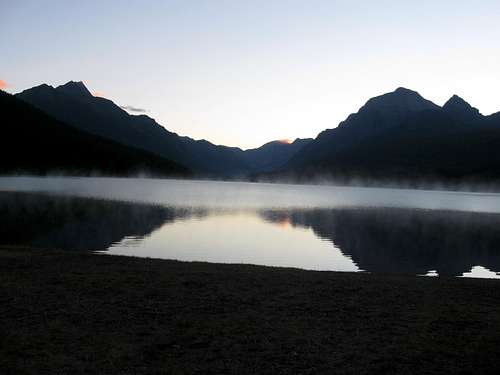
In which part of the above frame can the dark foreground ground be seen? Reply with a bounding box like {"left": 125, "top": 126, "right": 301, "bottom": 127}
{"left": 1, "top": 247, "right": 500, "bottom": 375}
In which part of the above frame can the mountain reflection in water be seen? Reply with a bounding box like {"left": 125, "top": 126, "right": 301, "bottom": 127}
{"left": 1, "top": 192, "right": 500, "bottom": 278}
{"left": 260, "top": 208, "right": 500, "bottom": 277}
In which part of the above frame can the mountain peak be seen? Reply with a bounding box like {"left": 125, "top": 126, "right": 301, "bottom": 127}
{"left": 394, "top": 87, "right": 418, "bottom": 94}
{"left": 362, "top": 87, "right": 440, "bottom": 114}
{"left": 23, "top": 83, "right": 54, "bottom": 92}
{"left": 443, "top": 94, "right": 481, "bottom": 119}
{"left": 16, "top": 83, "right": 56, "bottom": 100}
{"left": 56, "top": 81, "right": 92, "bottom": 98}
{"left": 444, "top": 94, "right": 472, "bottom": 108}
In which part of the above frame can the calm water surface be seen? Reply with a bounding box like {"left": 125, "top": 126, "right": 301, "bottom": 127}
{"left": 1, "top": 176, "right": 500, "bottom": 278}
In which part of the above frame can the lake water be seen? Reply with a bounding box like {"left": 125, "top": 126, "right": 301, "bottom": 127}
{"left": 1, "top": 176, "right": 500, "bottom": 278}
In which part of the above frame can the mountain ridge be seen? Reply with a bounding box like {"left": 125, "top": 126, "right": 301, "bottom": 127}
{"left": 17, "top": 81, "right": 311, "bottom": 176}
{"left": 14, "top": 80, "right": 500, "bottom": 187}
{"left": 274, "top": 88, "right": 500, "bottom": 186}
{"left": 0, "top": 90, "right": 190, "bottom": 177}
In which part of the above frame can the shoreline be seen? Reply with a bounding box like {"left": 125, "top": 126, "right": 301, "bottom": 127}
{"left": 2, "top": 246, "right": 500, "bottom": 374}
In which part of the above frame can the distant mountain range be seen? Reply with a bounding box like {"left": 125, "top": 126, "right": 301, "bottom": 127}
{"left": 16, "top": 81, "right": 311, "bottom": 176}
{"left": 6, "top": 80, "right": 500, "bottom": 186}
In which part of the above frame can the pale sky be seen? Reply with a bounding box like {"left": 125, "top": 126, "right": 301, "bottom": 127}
{"left": 2, "top": 0, "right": 500, "bottom": 149}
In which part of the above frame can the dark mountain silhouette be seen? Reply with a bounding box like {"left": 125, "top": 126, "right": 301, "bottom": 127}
{"left": 17, "top": 81, "right": 311, "bottom": 176}
{"left": 270, "top": 88, "right": 500, "bottom": 186}
{"left": 442, "top": 94, "right": 482, "bottom": 122}
{"left": 0, "top": 90, "right": 190, "bottom": 177}
{"left": 57, "top": 80, "right": 94, "bottom": 98}
{"left": 260, "top": 208, "right": 500, "bottom": 277}
{"left": 286, "top": 87, "right": 440, "bottom": 167}
{"left": 14, "top": 81, "right": 500, "bottom": 185}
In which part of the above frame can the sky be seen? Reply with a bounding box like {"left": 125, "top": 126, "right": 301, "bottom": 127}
{"left": 1, "top": 0, "right": 500, "bottom": 149}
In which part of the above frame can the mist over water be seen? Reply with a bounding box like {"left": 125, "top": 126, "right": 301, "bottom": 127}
{"left": 1, "top": 176, "right": 500, "bottom": 278}
{"left": 3, "top": 176, "right": 500, "bottom": 213}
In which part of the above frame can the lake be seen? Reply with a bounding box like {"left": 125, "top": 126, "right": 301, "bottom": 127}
{"left": 1, "top": 176, "right": 500, "bottom": 278}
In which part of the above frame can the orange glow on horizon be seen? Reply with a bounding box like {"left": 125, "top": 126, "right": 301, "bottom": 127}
{"left": 0, "top": 80, "right": 8, "bottom": 89}
{"left": 93, "top": 91, "right": 104, "bottom": 97}
{"left": 278, "top": 139, "right": 292, "bottom": 144}
{"left": 275, "top": 217, "right": 291, "bottom": 228}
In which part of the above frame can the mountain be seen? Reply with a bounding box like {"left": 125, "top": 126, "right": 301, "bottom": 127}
{"left": 287, "top": 87, "right": 440, "bottom": 168}
{"left": 18, "top": 80, "right": 500, "bottom": 186}
{"left": 16, "top": 81, "right": 310, "bottom": 176}
{"left": 242, "top": 138, "right": 312, "bottom": 172}
{"left": 274, "top": 88, "right": 500, "bottom": 186}
{"left": 442, "top": 95, "right": 482, "bottom": 123}
{"left": 0, "top": 90, "right": 190, "bottom": 177}
{"left": 57, "top": 80, "right": 94, "bottom": 98}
